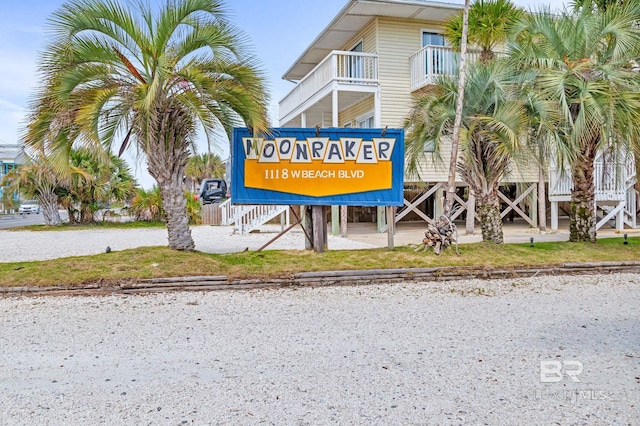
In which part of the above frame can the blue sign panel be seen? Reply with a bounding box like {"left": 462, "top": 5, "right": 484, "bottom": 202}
{"left": 231, "top": 127, "right": 404, "bottom": 206}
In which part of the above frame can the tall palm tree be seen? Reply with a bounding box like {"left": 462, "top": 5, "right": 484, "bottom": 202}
{"left": 24, "top": 0, "right": 268, "bottom": 250}
{"left": 442, "top": 0, "right": 523, "bottom": 218}
{"left": 510, "top": 3, "right": 640, "bottom": 242}
{"left": 405, "top": 61, "right": 529, "bottom": 243}
{"left": 443, "top": 0, "right": 523, "bottom": 64}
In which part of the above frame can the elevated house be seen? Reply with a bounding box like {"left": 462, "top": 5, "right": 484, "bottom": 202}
{"left": 277, "top": 0, "right": 639, "bottom": 233}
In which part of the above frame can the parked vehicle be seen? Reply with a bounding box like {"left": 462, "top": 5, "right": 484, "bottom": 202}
{"left": 198, "top": 179, "right": 228, "bottom": 204}
{"left": 19, "top": 200, "right": 41, "bottom": 214}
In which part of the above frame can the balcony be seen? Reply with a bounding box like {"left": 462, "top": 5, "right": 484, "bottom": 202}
{"left": 409, "top": 45, "right": 480, "bottom": 92}
{"left": 279, "top": 51, "right": 378, "bottom": 125}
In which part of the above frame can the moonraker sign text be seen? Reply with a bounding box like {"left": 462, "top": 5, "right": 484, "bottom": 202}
{"left": 231, "top": 128, "right": 404, "bottom": 206}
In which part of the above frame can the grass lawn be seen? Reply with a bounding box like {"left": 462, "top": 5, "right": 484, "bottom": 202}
{"left": 1, "top": 233, "right": 638, "bottom": 288}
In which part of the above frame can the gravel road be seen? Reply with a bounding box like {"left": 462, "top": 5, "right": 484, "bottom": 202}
{"left": 1, "top": 273, "right": 639, "bottom": 424}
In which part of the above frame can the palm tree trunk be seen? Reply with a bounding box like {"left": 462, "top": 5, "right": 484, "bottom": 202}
{"left": 476, "top": 191, "right": 503, "bottom": 244}
{"left": 148, "top": 152, "right": 194, "bottom": 250}
{"left": 570, "top": 148, "right": 597, "bottom": 242}
{"left": 40, "top": 191, "right": 62, "bottom": 226}
{"left": 444, "top": 0, "right": 470, "bottom": 217}
{"left": 156, "top": 174, "right": 194, "bottom": 250}
{"left": 67, "top": 207, "right": 78, "bottom": 224}
{"left": 146, "top": 107, "right": 195, "bottom": 251}
{"left": 80, "top": 205, "right": 94, "bottom": 224}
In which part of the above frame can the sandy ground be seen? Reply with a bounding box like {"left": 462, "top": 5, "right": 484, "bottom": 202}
{"left": 2, "top": 217, "right": 635, "bottom": 264}
{"left": 1, "top": 274, "right": 639, "bottom": 424}
{"left": 0, "top": 224, "right": 376, "bottom": 263}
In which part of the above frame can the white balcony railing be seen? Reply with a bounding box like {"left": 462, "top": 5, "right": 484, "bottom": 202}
{"left": 409, "top": 45, "right": 481, "bottom": 92}
{"left": 279, "top": 51, "right": 378, "bottom": 122}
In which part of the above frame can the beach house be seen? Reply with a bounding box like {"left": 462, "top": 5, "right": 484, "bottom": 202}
{"left": 277, "top": 0, "right": 638, "bottom": 233}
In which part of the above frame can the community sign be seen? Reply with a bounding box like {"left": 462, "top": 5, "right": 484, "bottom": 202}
{"left": 231, "top": 127, "right": 404, "bottom": 206}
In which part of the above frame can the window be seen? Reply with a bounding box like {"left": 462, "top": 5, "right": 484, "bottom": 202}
{"left": 423, "top": 140, "right": 436, "bottom": 153}
{"left": 422, "top": 32, "right": 445, "bottom": 48}
{"left": 422, "top": 31, "right": 446, "bottom": 75}
{"left": 357, "top": 113, "right": 374, "bottom": 129}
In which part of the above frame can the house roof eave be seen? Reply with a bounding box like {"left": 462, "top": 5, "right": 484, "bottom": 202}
{"left": 282, "top": 0, "right": 463, "bottom": 82}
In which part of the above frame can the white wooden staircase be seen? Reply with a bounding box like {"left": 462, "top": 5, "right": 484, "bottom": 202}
{"left": 624, "top": 188, "right": 639, "bottom": 228}
{"left": 218, "top": 199, "right": 290, "bottom": 234}
{"left": 548, "top": 150, "right": 638, "bottom": 230}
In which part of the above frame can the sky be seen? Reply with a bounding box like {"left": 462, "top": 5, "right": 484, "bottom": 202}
{"left": 0, "top": 0, "right": 568, "bottom": 188}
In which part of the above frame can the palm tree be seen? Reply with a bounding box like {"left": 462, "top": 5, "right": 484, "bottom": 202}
{"left": 129, "top": 186, "right": 164, "bottom": 222}
{"left": 24, "top": 0, "right": 268, "bottom": 250}
{"left": 0, "top": 155, "right": 65, "bottom": 226}
{"left": 185, "top": 152, "right": 225, "bottom": 191}
{"left": 405, "top": 61, "right": 529, "bottom": 243}
{"left": 442, "top": 0, "right": 523, "bottom": 218}
{"left": 443, "top": 0, "right": 523, "bottom": 64}
{"left": 510, "top": 3, "right": 640, "bottom": 242}
{"left": 60, "top": 148, "right": 136, "bottom": 223}
{"left": 108, "top": 154, "right": 137, "bottom": 209}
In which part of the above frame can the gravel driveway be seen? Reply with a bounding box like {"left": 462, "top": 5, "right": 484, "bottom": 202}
{"left": 1, "top": 274, "right": 639, "bottom": 424}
